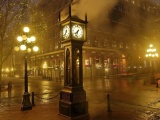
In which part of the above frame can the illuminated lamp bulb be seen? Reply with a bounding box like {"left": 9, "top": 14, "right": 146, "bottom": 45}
{"left": 30, "top": 36, "right": 36, "bottom": 42}
{"left": 17, "top": 36, "right": 22, "bottom": 42}
{"left": 33, "top": 46, "right": 39, "bottom": 52}
{"left": 23, "top": 27, "right": 30, "bottom": 33}
{"left": 20, "top": 45, "right": 26, "bottom": 51}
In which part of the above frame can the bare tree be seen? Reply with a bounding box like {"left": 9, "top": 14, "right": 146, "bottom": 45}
{"left": 0, "top": 0, "right": 47, "bottom": 87}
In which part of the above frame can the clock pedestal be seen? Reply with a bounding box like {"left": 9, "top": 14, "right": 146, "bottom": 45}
{"left": 59, "top": 40, "right": 89, "bottom": 120}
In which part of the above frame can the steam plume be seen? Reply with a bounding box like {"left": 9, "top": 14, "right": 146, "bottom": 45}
{"left": 72, "top": 0, "right": 118, "bottom": 21}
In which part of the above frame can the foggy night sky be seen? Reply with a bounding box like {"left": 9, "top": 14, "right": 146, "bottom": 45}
{"left": 69, "top": 0, "right": 160, "bottom": 46}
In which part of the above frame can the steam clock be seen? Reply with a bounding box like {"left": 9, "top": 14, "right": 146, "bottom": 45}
{"left": 59, "top": 6, "right": 89, "bottom": 120}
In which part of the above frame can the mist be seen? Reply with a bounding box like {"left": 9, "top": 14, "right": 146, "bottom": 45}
{"left": 68, "top": 0, "right": 159, "bottom": 47}
{"left": 71, "top": 0, "right": 118, "bottom": 22}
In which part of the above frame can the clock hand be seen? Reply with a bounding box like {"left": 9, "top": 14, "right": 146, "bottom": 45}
{"left": 75, "top": 29, "right": 79, "bottom": 35}
{"left": 63, "top": 30, "right": 67, "bottom": 36}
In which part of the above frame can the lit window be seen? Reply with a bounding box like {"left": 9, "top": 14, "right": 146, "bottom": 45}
{"left": 119, "top": 43, "right": 123, "bottom": 48}
{"left": 112, "top": 41, "right": 117, "bottom": 48}
{"left": 55, "top": 43, "right": 59, "bottom": 49}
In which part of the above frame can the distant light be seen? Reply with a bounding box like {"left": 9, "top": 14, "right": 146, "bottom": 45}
{"left": 149, "top": 44, "right": 153, "bottom": 47}
{"left": 155, "top": 53, "right": 159, "bottom": 57}
{"left": 43, "top": 62, "right": 47, "bottom": 68}
{"left": 145, "top": 54, "right": 148, "bottom": 57}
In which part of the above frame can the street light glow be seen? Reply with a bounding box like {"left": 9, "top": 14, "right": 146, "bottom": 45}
{"left": 155, "top": 53, "right": 159, "bottom": 57}
{"left": 17, "top": 36, "right": 22, "bottom": 42}
{"left": 149, "top": 44, "right": 153, "bottom": 47}
{"left": 145, "top": 44, "right": 159, "bottom": 58}
{"left": 16, "top": 27, "right": 39, "bottom": 53}
{"left": 15, "top": 26, "right": 38, "bottom": 110}
{"left": 23, "top": 27, "right": 30, "bottom": 33}
{"left": 20, "top": 44, "right": 26, "bottom": 51}
{"left": 30, "top": 36, "right": 36, "bottom": 42}
{"left": 33, "top": 46, "right": 39, "bottom": 52}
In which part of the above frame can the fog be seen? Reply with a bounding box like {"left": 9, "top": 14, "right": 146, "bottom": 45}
{"left": 59, "top": 0, "right": 160, "bottom": 47}
{"left": 72, "top": 0, "right": 118, "bottom": 21}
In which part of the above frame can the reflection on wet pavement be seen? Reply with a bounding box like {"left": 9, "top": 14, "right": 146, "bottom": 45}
{"left": 1, "top": 75, "right": 160, "bottom": 119}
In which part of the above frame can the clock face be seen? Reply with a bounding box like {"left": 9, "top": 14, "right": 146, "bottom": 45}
{"left": 62, "top": 25, "right": 70, "bottom": 39}
{"left": 72, "top": 24, "right": 83, "bottom": 39}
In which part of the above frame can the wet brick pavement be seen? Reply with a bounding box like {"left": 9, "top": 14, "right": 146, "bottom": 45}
{"left": 1, "top": 75, "right": 160, "bottom": 120}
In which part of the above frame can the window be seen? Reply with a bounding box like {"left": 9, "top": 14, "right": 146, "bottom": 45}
{"left": 126, "top": 44, "right": 130, "bottom": 49}
{"left": 119, "top": 43, "right": 123, "bottom": 49}
{"left": 143, "top": 5, "right": 146, "bottom": 10}
{"left": 55, "top": 42, "right": 59, "bottom": 49}
{"left": 133, "top": 44, "right": 136, "bottom": 50}
{"left": 137, "top": 2, "right": 140, "bottom": 7}
{"left": 61, "top": 43, "right": 64, "bottom": 48}
{"left": 112, "top": 41, "right": 117, "bottom": 48}
{"left": 94, "top": 41, "right": 98, "bottom": 46}
{"left": 104, "top": 41, "right": 106, "bottom": 47}
{"left": 115, "top": 4, "right": 124, "bottom": 12}
{"left": 85, "top": 39, "right": 91, "bottom": 45}
{"left": 50, "top": 45, "right": 53, "bottom": 52}
{"left": 95, "top": 37, "right": 101, "bottom": 46}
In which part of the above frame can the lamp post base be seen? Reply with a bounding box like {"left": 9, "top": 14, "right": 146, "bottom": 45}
{"left": 21, "top": 92, "right": 32, "bottom": 110}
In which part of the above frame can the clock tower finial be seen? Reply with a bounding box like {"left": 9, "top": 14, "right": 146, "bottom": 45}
{"left": 69, "top": 5, "right": 71, "bottom": 19}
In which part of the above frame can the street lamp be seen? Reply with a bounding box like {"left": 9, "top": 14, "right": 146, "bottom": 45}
{"left": 145, "top": 44, "right": 158, "bottom": 84}
{"left": 15, "top": 26, "right": 39, "bottom": 110}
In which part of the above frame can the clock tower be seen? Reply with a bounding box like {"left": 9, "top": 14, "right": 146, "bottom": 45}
{"left": 59, "top": 6, "right": 89, "bottom": 120}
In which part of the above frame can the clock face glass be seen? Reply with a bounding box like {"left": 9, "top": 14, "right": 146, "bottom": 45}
{"left": 62, "top": 25, "right": 70, "bottom": 39}
{"left": 72, "top": 24, "right": 83, "bottom": 39}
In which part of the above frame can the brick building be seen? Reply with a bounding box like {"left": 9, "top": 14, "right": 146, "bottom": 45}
{"left": 9, "top": 0, "right": 160, "bottom": 79}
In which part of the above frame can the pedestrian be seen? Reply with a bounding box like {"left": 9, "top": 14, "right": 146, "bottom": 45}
{"left": 8, "top": 81, "right": 12, "bottom": 90}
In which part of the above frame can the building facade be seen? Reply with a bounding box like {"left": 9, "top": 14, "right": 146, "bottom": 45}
{"left": 8, "top": 0, "right": 160, "bottom": 79}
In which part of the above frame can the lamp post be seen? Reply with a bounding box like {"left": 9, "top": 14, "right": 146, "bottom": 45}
{"left": 15, "top": 26, "right": 39, "bottom": 110}
{"left": 145, "top": 44, "right": 158, "bottom": 84}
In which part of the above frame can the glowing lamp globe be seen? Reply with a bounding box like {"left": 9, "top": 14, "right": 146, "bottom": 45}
{"left": 17, "top": 36, "right": 22, "bottom": 42}
{"left": 20, "top": 45, "right": 26, "bottom": 51}
{"left": 33, "top": 46, "right": 39, "bottom": 52}
{"left": 23, "top": 27, "right": 30, "bottom": 33}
